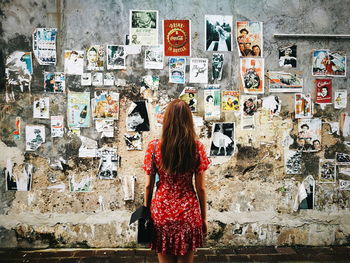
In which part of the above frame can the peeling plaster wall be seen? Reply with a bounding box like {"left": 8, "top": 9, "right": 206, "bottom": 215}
{"left": 0, "top": 0, "right": 350, "bottom": 248}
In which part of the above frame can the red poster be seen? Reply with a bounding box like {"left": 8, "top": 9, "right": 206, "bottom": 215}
{"left": 163, "top": 20, "right": 191, "bottom": 56}
{"left": 315, "top": 79, "right": 332, "bottom": 104}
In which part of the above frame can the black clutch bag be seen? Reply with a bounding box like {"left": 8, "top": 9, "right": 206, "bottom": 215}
{"left": 130, "top": 205, "right": 154, "bottom": 244}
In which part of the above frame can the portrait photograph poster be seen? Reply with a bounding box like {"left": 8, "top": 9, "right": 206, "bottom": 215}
{"left": 130, "top": 10, "right": 158, "bottom": 46}
{"left": 315, "top": 79, "right": 332, "bottom": 104}
{"left": 279, "top": 44, "right": 297, "bottom": 68}
{"left": 163, "top": 20, "right": 191, "bottom": 56}
{"left": 210, "top": 122, "right": 235, "bottom": 157}
{"left": 236, "top": 21, "right": 263, "bottom": 57}
{"left": 126, "top": 101, "right": 150, "bottom": 132}
{"left": 268, "top": 71, "right": 303, "bottom": 93}
{"left": 240, "top": 94, "right": 257, "bottom": 130}
{"left": 297, "top": 118, "right": 322, "bottom": 152}
{"left": 205, "top": 15, "right": 232, "bottom": 52}
{"left": 64, "top": 50, "right": 84, "bottom": 75}
{"left": 86, "top": 45, "right": 104, "bottom": 71}
{"left": 212, "top": 53, "right": 224, "bottom": 80}
{"left": 240, "top": 58, "right": 264, "bottom": 94}
{"left": 204, "top": 85, "right": 221, "bottom": 120}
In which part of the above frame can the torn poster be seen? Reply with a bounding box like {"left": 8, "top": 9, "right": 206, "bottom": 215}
{"left": 340, "top": 113, "right": 350, "bottom": 137}
{"left": 13, "top": 117, "right": 21, "bottom": 140}
{"left": 312, "top": 49, "right": 346, "bottom": 77}
{"left": 334, "top": 90, "right": 347, "bottom": 109}
{"left": 44, "top": 72, "right": 65, "bottom": 93}
{"left": 123, "top": 175, "right": 136, "bottom": 201}
{"left": 210, "top": 122, "right": 235, "bottom": 156}
{"left": 236, "top": 21, "right": 263, "bottom": 57}
{"left": 104, "top": 72, "right": 115, "bottom": 86}
{"left": 124, "top": 133, "right": 142, "bottom": 150}
{"left": 240, "top": 58, "right": 264, "bottom": 94}
{"left": 212, "top": 53, "right": 224, "bottom": 80}
{"left": 91, "top": 91, "right": 119, "bottom": 120}
{"left": 81, "top": 73, "right": 92, "bottom": 86}
{"left": 189, "top": 58, "right": 208, "bottom": 83}
{"left": 130, "top": 10, "right": 158, "bottom": 46}
{"left": 169, "top": 57, "right": 186, "bottom": 84}
{"left": 336, "top": 152, "right": 350, "bottom": 165}
{"left": 67, "top": 91, "right": 91, "bottom": 128}
{"left": 204, "top": 85, "right": 221, "bottom": 120}
{"left": 33, "top": 97, "right": 50, "bottom": 119}
{"left": 315, "top": 79, "right": 332, "bottom": 104}
{"left": 145, "top": 45, "right": 163, "bottom": 69}
{"left": 163, "top": 20, "right": 191, "bottom": 56}
{"left": 205, "top": 15, "right": 232, "bottom": 52}
{"left": 69, "top": 175, "right": 92, "bottom": 192}
{"left": 5, "top": 51, "right": 33, "bottom": 91}
{"left": 26, "top": 125, "right": 45, "bottom": 151}
{"left": 95, "top": 119, "right": 114, "bottom": 138}
{"left": 278, "top": 45, "right": 297, "bottom": 68}
{"left": 92, "top": 72, "right": 103, "bottom": 86}
{"left": 268, "top": 72, "right": 303, "bottom": 93}
{"left": 141, "top": 75, "right": 159, "bottom": 95}
{"left": 64, "top": 50, "right": 84, "bottom": 75}
{"left": 124, "top": 36, "right": 142, "bottom": 54}
{"left": 86, "top": 45, "right": 104, "bottom": 71}
{"left": 297, "top": 118, "right": 322, "bottom": 152}
{"left": 293, "top": 175, "right": 315, "bottom": 211}
{"left": 5, "top": 160, "right": 33, "bottom": 191}
{"left": 107, "top": 45, "right": 126, "bottom": 70}
{"left": 33, "top": 28, "right": 57, "bottom": 65}
{"left": 179, "top": 87, "right": 198, "bottom": 112}
{"left": 339, "top": 167, "right": 350, "bottom": 177}
{"left": 79, "top": 135, "right": 98, "bottom": 158}
{"left": 97, "top": 147, "right": 119, "bottom": 179}
{"left": 339, "top": 180, "right": 350, "bottom": 190}
{"left": 51, "top": 115, "right": 64, "bottom": 138}
{"left": 319, "top": 159, "right": 336, "bottom": 183}
{"left": 326, "top": 122, "right": 339, "bottom": 135}
{"left": 262, "top": 95, "right": 281, "bottom": 117}
{"left": 295, "top": 93, "right": 313, "bottom": 119}
{"left": 240, "top": 95, "right": 257, "bottom": 130}
{"left": 126, "top": 101, "right": 150, "bottom": 132}
{"left": 284, "top": 149, "right": 302, "bottom": 175}
{"left": 221, "top": 91, "right": 239, "bottom": 111}
{"left": 155, "top": 104, "right": 166, "bottom": 127}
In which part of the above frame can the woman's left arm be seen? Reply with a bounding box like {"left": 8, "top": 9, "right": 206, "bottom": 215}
{"left": 144, "top": 172, "right": 155, "bottom": 207}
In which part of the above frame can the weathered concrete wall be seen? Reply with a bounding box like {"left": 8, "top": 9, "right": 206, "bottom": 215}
{"left": 0, "top": 0, "right": 349, "bottom": 248}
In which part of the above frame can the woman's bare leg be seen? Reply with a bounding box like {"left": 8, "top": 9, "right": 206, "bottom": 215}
{"left": 177, "top": 251, "right": 194, "bottom": 263}
{"left": 157, "top": 253, "right": 176, "bottom": 263}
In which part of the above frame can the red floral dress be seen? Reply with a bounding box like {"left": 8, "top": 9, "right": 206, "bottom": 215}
{"left": 143, "top": 139, "right": 210, "bottom": 256}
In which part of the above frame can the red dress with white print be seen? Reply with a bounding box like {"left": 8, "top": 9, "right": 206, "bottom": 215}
{"left": 143, "top": 139, "right": 210, "bottom": 256}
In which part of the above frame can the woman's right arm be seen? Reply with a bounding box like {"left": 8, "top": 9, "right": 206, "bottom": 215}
{"left": 195, "top": 171, "right": 207, "bottom": 234}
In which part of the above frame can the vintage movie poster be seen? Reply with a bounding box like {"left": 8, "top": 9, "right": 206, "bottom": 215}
{"left": 212, "top": 53, "right": 224, "bottom": 80}
{"left": 81, "top": 73, "right": 92, "bottom": 86}
{"left": 33, "top": 28, "right": 57, "bottom": 65}
{"left": 5, "top": 160, "right": 33, "bottom": 191}
{"left": 179, "top": 87, "right": 198, "bottom": 112}
{"left": 141, "top": 75, "right": 159, "bottom": 95}
{"left": 67, "top": 91, "right": 91, "bottom": 128}
{"left": 262, "top": 95, "right": 281, "bottom": 117}
{"left": 107, "top": 45, "right": 126, "bottom": 70}
{"left": 268, "top": 72, "right": 303, "bottom": 93}
{"left": 297, "top": 118, "right": 322, "bottom": 152}
{"left": 51, "top": 115, "right": 64, "bottom": 138}
{"left": 130, "top": 10, "right": 158, "bottom": 46}
{"left": 64, "top": 50, "right": 84, "bottom": 75}
{"left": 240, "top": 95, "right": 257, "bottom": 130}
{"left": 33, "top": 97, "right": 50, "bottom": 119}
{"left": 240, "top": 58, "right": 264, "bottom": 94}
{"left": 104, "top": 72, "right": 115, "bottom": 86}
{"left": 6, "top": 51, "right": 33, "bottom": 91}
{"left": 210, "top": 122, "right": 235, "bottom": 157}
{"left": 204, "top": 85, "right": 221, "bottom": 120}
{"left": 97, "top": 147, "right": 119, "bottom": 179}
{"left": 315, "top": 79, "right": 332, "bottom": 104}
{"left": 91, "top": 91, "right": 119, "bottom": 120}
{"left": 339, "top": 180, "right": 350, "bottom": 191}
{"left": 86, "top": 45, "right": 104, "bottom": 71}
{"left": 124, "top": 133, "right": 142, "bottom": 150}
{"left": 44, "top": 72, "right": 65, "bottom": 93}
{"left": 13, "top": 117, "right": 21, "bottom": 140}
{"left": 334, "top": 90, "right": 347, "bottom": 109}
{"left": 26, "top": 125, "right": 45, "bottom": 151}
{"left": 279, "top": 45, "right": 297, "bottom": 68}
{"left": 319, "top": 159, "right": 336, "bottom": 183}
{"left": 312, "top": 49, "right": 346, "bottom": 77}
{"left": 284, "top": 149, "right": 302, "bottom": 174}
{"left": 169, "top": 57, "right": 186, "bottom": 84}
{"left": 189, "top": 58, "right": 208, "bottom": 83}
{"left": 295, "top": 93, "right": 313, "bottom": 119}
{"left": 126, "top": 101, "right": 150, "bottom": 132}
{"left": 336, "top": 152, "right": 350, "bottom": 165}
{"left": 144, "top": 45, "right": 163, "bottom": 69}
{"left": 236, "top": 21, "right": 263, "bottom": 57}
{"left": 95, "top": 120, "right": 114, "bottom": 138}
{"left": 205, "top": 15, "right": 232, "bottom": 52}
{"left": 69, "top": 175, "right": 92, "bottom": 192}
{"left": 163, "top": 20, "right": 191, "bottom": 56}
{"left": 92, "top": 72, "right": 103, "bottom": 86}
{"left": 221, "top": 91, "right": 239, "bottom": 111}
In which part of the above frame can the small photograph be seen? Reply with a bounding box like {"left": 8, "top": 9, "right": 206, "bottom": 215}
{"left": 295, "top": 93, "right": 313, "bottom": 119}
{"left": 315, "top": 79, "right": 332, "bottom": 104}
{"left": 25, "top": 125, "right": 45, "bottom": 151}
{"left": 236, "top": 21, "right": 263, "bottom": 57}
{"left": 92, "top": 72, "right": 103, "bottom": 86}
{"left": 81, "top": 73, "right": 92, "bottom": 86}
{"left": 189, "top": 58, "right": 208, "bottom": 83}
{"left": 285, "top": 149, "right": 302, "bottom": 174}
{"left": 107, "top": 45, "right": 126, "bottom": 70}
{"left": 44, "top": 72, "right": 65, "bottom": 93}
{"left": 97, "top": 147, "right": 119, "bottom": 179}
{"left": 124, "top": 133, "right": 142, "bottom": 150}
{"left": 240, "top": 95, "right": 257, "bottom": 130}
{"left": 179, "top": 87, "right": 198, "bottom": 112}
{"left": 169, "top": 57, "right": 186, "bottom": 84}
{"left": 334, "top": 90, "right": 347, "bottom": 109}
{"left": 312, "top": 49, "right": 346, "bottom": 77}
{"left": 86, "top": 45, "right": 104, "bottom": 71}
{"left": 163, "top": 20, "right": 191, "bottom": 57}
{"left": 69, "top": 176, "right": 92, "bottom": 192}
{"left": 204, "top": 85, "right": 221, "bottom": 120}
{"left": 240, "top": 58, "right": 264, "bottom": 94}
{"left": 210, "top": 122, "right": 235, "bottom": 157}
{"left": 205, "top": 15, "right": 232, "bottom": 51}
{"left": 212, "top": 53, "right": 224, "bottom": 80}
{"left": 298, "top": 175, "right": 315, "bottom": 210}
{"left": 319, "top": 159, "right": 336, "bottom": 183}
{"left": 268, "top": 72, "right": 303, "bottom": 93}
{"left": 339, "top": 180, "right": 350, "bottom": 191}
{"left": 145, "top": 45, "right": 163, "bottom": 69}
{"left": 221, "top": 91, "right": 239, "bottom": 111}
{"left": 336, "top": 152, "right": 350, "bottom": 165}
{"left": 64, "top": 50, "right": 84, "bottom": 75}
{"left": 91, "top": 91, "right": 119, "bottom": 120}
{"left": 126, "top": 101, "right": 150, "bottom": 132}
{"left": 279, "top": 45, "right": 297, "bottom": 68}
{"left": 130, "top": 10, "right": 158, "bottom": 46}
{"left": 51, "top": 115, "right": 64, "bottom": 138}
{"left": 104, "top": 72, "right": 115, "bottom": 86}
{"left": 297, "top": 118, "right": 322, "bottom": 152}
{"left": 262, "top": 95, "right": 281, "bottom": 117}
{"left": 33, "top": 97, "right": 50, "bottom": 119}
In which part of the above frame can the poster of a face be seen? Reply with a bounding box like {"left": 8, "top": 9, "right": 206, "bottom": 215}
{"left": 210, "top": 123, "right": 235, "bottom": 156}
{"left": 81, "top": 73, "right": 92, "bottom": 86}
{"left": 221, "top": 91, "right": 239, "bottom": 111}
{"left": 315, "top": 79, "right": 332, "bottom": 104}
{"left": 5, "top": 51, "right": 33, "bottom": 91}
{"left": 67, "top": 92, "right": 91, "bottom": 128}
{"left": 91, "top": 91, "right": 119, "bottom": 120}
{"left": 169, "top": 57, "right": 186, "bottom": 84}
{"left": 240, "top": 58, "right": 264, "bottom": 94}
{"left": 236, "top": 21, "right": 263, "bottom": 57}
{"left": 124, "top": 133, "right": 142, "bottom": 150}
{"left": 295, "top": 93, "right": 313, "bottom": 119}
{"left": 189, "top": 58, "right": 208, "bottom": 83}
{"left": 163, "top": 20, "right": 191, "bottom": 56}
{"left": 319, "top": 159, "right": 336, "bottom": 183}
{"left": 212, "top": 53, "right": 224, "bottom": 80}
{"left": 33, "top": 97, "right": 50, "bottom": 119}
{"left": 33, "top": 28, "right": 57, "bottom": 65}
{"left": 240, "top": 95, "right": 257, "bottom": 130}
{"left": 86, "top": 45, "right": 104, "bottom": 71}
{"left": 51, "top": 115, "right": 64, "bottom": 138}
{"left": 205, "top": 15, "right": 232, "bottom": 52}
{"left": 334, "top": 90, "right": 347, "bottom": 109}
{"left": 145, "top": 45, "right": 163, "bottom": 69}
{"left": 312, "top": 49, "right": 346, "bottom": 77}
{"left": 107, "top": 45, "right": 126, "bottom": 70}
{"left": 44, "top": 72, "right": 65, "bottom": 93}
{"left": 204, "top": 85, "right": 221, "bottom": 120}
{"left": 297, "top": 118, "right": 322, "bottom": 152}
{"left": 97, "top": 147, "right": 119, "bottom": 179}
{"left": 279, "top": 45, "right": 297, "bottom": 68}
{"left": 126, "top": 101, "right": 150, "bottom": 132}
{"left": 336, "top": 152, "right": 350, "bottom": 165}
{"left": 64, "top": 50, "right": 84, "bottom": 75}
{"left": 130, "top": 10, "right": 158, "bottom": 46}
{"left": 179, "top": 87, "right": 198, "bottom": 112}
{"left": 268, "top": 72, "right": 303, "bottom": 93}
{"left": 284, "top": 149, "right": 302, "bottom": 174}
{"left": 26, "top": 125, "right": 45, "bottom": 151}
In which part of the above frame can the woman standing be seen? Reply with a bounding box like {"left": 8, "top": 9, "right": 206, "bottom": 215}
{"left": 143, "top": 99, "right": 210, "bottom": 263}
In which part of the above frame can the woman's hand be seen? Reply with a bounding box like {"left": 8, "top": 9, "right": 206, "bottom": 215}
{"left": 202, "top": 220, "right": 208, "bottom": 235}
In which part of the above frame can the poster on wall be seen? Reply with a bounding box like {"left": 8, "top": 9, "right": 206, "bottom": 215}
{"left": 86, "top": 45, "right": 104, "bottom": 71}
{"left": 33, "top": 97, "right": 50, "bottom": 119}
{"left": 64, "top": 50, "right": 84, "bottom": 75}
{"left": 339, "top": 180, "right": 350, "bottom": 190}
{"left": 262, "top": 95, "right": 281, "bottom": 117}
{"left": 284, "top": 149, "right": 302, "bottom": 174}
{"left": 13, "top": 117, "right": 21, "bottom": 140}
{"left": 212, "top": 53, "right": 224, "bottom": 80}
{"left": 204, "top": 85, "right": 221, "bottom": 120}
{"left": 205, "top": 15, "right": 232, "bottom": 52}
{"left": 44, "top": 72, "right": 65, "bottom": 93}
{"left": 297, "top": 118, "right": 322, "bottom": 152}
{"left": 163, "top": 20, "right": 191, "bottom": 56}
{"left": 336, "top": 152, "right": 350, "bottom": 165}
{"left": 81, "top": 73, "right": 92, "bottom": 86}
{"left": 240, "top": 95, "right": 257, "bottom": 130}
{"left": 240, "top": 58, "right": 264, "bottom": 94}
{"left": 298, "top": 175, "right": 315, "bottom": 210}
{"left": 295, "top": 93, "right": 313, "bottom": 119}
{"left": 268, "top": 72, "right": 303, "bottom": 93}
{"left": 126, "top": 101, "right": 150, "bottom": 132}
{"left": 334, "top": 90, "right": 347, "bottom": 109}
{"left": 312, "top": 49, "right": 346, "bottom": 77}
{"left": 210, "top": 122, "right": 235, "bottom": 157}
{"left": 33, "top": 28, "right": 57, "bottom": 65}
{"left": 145, "top": 45, "right": 163, "bottom": 69}
{"left": 97, "top": 147, "right": 119, "bottom": 179}
{"left": 124, "top": 133, "right": 142, "bottom": 150}
{"left": 92, "top": 72, "right": 103, "bottom": 86}
{"left": 25, "top": 125, "right": 45, "bottom": 151}
{"left": 69, "top": 176, "right": 92, "bottom": 192}
{"left": 236, "top": 21, "right": 263, "bottom": 57}
{"left": 169, "top": 57, "right": 186, "bottom": 84}
{"left": 5, "top": 160, "right": 33, "bottom": 191}
{"left": 130, "top": 10, "right": 158, "bottom": 46}
{"left": 179, "top": 87, "right": 198, "bottom": 112}
{"left": 5, "top": 51, "right": 33, "bottom": 91}
{"left": 141, "top": 75, "right": 159, "bottom": 96}
{"left": 315, "top": 79, "right": 332, "bottom": 104}
{"left": 189, "top": 58, "right": 208, "bottom": 83}
{"left": 95, "top": 119, "right": 114, "bottom": 138}
{"left": 278, "top": 45, "right": 297, "bottom": 68}
{"left": 319, "top": 159, "right": 336, "bottom": 183}
{"left": 221, "top": 90, "right": 239, "bottom": 111}
{"left": 107, "top": 45, "right": 126, "bottom": 70}
{"left": 91, "top": 91, "right": 119, "bottom": 120}
{"left": 67, "top": 91, "right": 91, "bottom": 128}
{"left": 51, "top": 115, "right": 64, "bottom": 138}
{"left": 104, "top": 72, "right": 115, "bottom": 86}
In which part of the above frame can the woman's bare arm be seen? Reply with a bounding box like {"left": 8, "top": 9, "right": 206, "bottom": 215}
{"left": 144, "top": 173, "right": 155, "bottom": 207}
{"left": 195, "top": 171, "right": 207, "bottom": 221}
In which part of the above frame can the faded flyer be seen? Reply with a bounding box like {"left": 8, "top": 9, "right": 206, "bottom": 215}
{"left": 95, "top": 119, "right": 114, "bottom": 138}
{"left": 33, "top": 97, "right": 50, "bottom": 119}
{"left": 81, "top": 73, "right": 92, "bottom": 86}
{"left": 33, "top": 28, "right": 57, "bottom": 65}
{"left": 262, "top": 95, "right": 281, "bottom": 117}
{"left": 240, "top": 95, "right": 257, "bottom": 130}
{"left": 5, "top": 160, "right": 33, "bottom": 191}
{"left": 210, "top": 122, "right": 235, "bottom": 156}
{"left": 279, "top": 45, "right": 297, "bottom": 68}
{"left": 124, "top": 133, "right": 142, "bottom": 150}
{"left": 312, "top": 50, "right": 346, "bottom": 77}
{"left": 205, "top": 15, "right": 232, "bottom": 52}
{"left": 212, "top": 53, "right": 224, "bottom": 80}
{"left": 204, "top": 85, "right": 221, "bottom": 120}
{"left": 240, "top": 58, "right": 264, "bottom": 94}
{"left": 145, "top": 45, "right": 163, "bottom": 69}
{"left": 236, "top": 21, "right": 263, "bottom": 57}
{"left": 141, "top": 75, "right": 159, "bottom": 96}
{"left": 51, "top": 115, "right": 64, "bottom": 138}
{"left": 268, "top": 72, "right": 303, "bottom": 93}
{"left": 6, "top": 51, "right": 33, "bottom": 91}
{"left": 169, "top": 57, "right": 186, "bottom": 84}
{"left": 26, "top": 125, "right": 45, "bottom": 151}
{"left": 91, "top": 91, "right": 119, "bottom": 120}
{"left": 123, "top": 174, "right": 136, "bottom": 201}
{"left": 295, "top": 93, "right": 313, "bottom": 119}
{"left": 64, "top": 50, "right": 84, "bottom": 75}
{"left": 92, "top": 72, "right": 103, "bottom": 86}
{"left": 189, "top": 58, "right": 208, "bottom": 83}
{"left": 13, "top": 117, "right": 21, "bottom": 140}
{"left": 163, "top": 20, "right": 191, "bottom": 56}
{"left": 104, "top": 72, "right": 115, "bottom": 86}
{"left": 334, "top": 90, "right": 347, "bottom": 109}
{"left": 44, "top": 72, "right": 65, "bottom": 93}
{"left": 284, "top": 149, "right": 302, "bottom": 174}
{"left": 319, "top": 159, "right": 336, "bottom": 183}
{"left": 79, "top": 135, "right": 98, "bottom": 157}
{"left": 97, "top": 147, "right": 119, "bottom": 179}
{"left": 126, "top": 101, "right": 150, "bottom": 132}
{"left": 339, "top": 180, "right": 350, "bottom": 190}
{"left": 107, "top": 45, "right": 126, "bottom": 70}
{"left": 297, "top": 118, "right": 322, "bottom": 152}
{"left": 336, "top": 152, "right": 350, "bottom": 165}
{"left": 315, "top": 79, "right": 332, "bottom": 104}
{"left": 130, "top": 10, "right": 158, "bottom": 46}
{"left": 67, "top": 91, "right": 91, "bottom": 128}
{"left": 179, "top": 87, "right": 198, "bottom": 112}
{"left": 69, "top": 176, "right": 92, "bottom": 192}
{"left": 86, "top": 45, "right": 104, "bottom": 71}
{"left": 221, "top": 91, "right": 239, "bottom": 111}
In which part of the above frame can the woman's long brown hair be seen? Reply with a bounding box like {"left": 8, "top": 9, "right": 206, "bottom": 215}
{"left": 161, "top": 99, "right": 198, "bottom": 174}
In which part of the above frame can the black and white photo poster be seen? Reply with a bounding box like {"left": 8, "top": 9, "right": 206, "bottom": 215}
{"left": 205, "top": 15, "right": 232, "bottom": 51}
{"left": 210, "top": 122, "right": 235, "bottom": 157}
{"left": 126, "top": 101, "right": 150, "bottom": 132}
